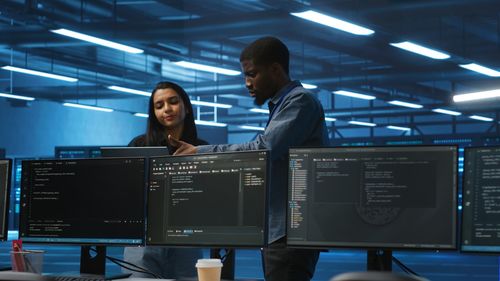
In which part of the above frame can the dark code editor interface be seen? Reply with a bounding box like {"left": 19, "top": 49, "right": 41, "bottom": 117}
{"left": 20, "top": 158, "right": 145, "bottom": 245}
{"left": 288, "top": 146, "right": 457, "bottom": 249}
{"left": 147, "top": 151, "right": 268, "bottom": 247}
{"left": 462, "top": 146, "right": 500, "bottom": 252}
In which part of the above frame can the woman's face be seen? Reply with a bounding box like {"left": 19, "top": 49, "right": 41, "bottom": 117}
{"left": 153, "top": 88, "right": 187, "bottom": 129}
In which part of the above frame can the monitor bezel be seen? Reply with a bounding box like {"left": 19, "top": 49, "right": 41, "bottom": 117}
{"left": 460, "top": 145, "right": 500, "bottom": 254}
{"left": 100, "top": 146, "right": 170, "bottom": 158}
{"left": 19, "top": 157, "right": 147, "bottom": 246}
{"left": 146, "top": 150, "right": 270, "bottom": 248}
{"left": 286, "top": 144, "right": 459, "bottom": 251}
{"left": 54, "top": 146, "right": 102, "bottom": 159}
{"left": 0, "top": 159, "right": 12, "bottom": 241}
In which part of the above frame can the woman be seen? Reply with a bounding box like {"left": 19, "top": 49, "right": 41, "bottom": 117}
{"left": 124, "top": 81, "right": 206, "bottom": 279}
{"left": 129, "top": 81, "right": 207, "bottom": 149}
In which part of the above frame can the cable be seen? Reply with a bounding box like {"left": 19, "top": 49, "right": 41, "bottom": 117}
{"left": 106, "top": 255, "right": 162, "bottom": 279}
{"left": 392, "top": 256, "right": 421, "bottom": 277}
{"left": 219, "top": 248, "right": 233, "bottom": 263}
{"left": 88, "top": 247, "right": 164, "bottom": 279}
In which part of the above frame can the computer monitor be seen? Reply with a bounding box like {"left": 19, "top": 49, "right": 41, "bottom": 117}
{"left": 19, "top": 157, "right": 146, "bottom": 276}
{"left": 461, "top": 146, "right": 500, "bottom": 253}
{"left": 287, "top": 146, "right": 458, "bottom": 251}
{"left": 100, "top": 146, "right": 170, "bottom": 158}
{"left": 147, "top": 150, "right": 268, "bottom": 247}
{"left": 54, "top": 146, "right": 102, "bottom": 159}
{"left": 0, "top": 159, "right": 12, "bottom": 241}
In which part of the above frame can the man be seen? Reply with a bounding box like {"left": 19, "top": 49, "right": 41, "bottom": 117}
{"left": 170, "top": 36, "right": 329, "bottom": 281}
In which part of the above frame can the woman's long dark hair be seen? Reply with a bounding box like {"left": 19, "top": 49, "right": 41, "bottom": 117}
{"left": 145, "top": 81, "right": 198, "bottom": 146}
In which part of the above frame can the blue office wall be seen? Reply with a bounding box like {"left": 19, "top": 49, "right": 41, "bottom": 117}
{"left": 0, "top": 99, "right": 146, "bottom": 157}
{"left": 0, "top": 98, "right": 228, "bottom": 158}
{"left": 197, "top": 126, "right": 228, "bottom": 144}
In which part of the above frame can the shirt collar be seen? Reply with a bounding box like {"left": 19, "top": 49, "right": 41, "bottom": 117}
{"left": 268, "top": 80, "right": 302, "bottom": 106}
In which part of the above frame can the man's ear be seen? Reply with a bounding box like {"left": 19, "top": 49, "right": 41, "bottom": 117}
{"left": 270, "top": 62, "right": 284, "bottom": 75}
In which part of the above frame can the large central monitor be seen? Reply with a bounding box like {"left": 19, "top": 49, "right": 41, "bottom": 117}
{"left": 19, "top": 157, "right": 146, "bottom": 245}
{"left": 287, "top": 145, "right": 458, "bottom": 250}
{"left": 0, "top": 159, "right": 12, "bottom": 241}
{"left": 147, "top": 151, "right": 268, "bottom": 247}
{"left": 461, "top": 146, "right": 500, "bottom": 253}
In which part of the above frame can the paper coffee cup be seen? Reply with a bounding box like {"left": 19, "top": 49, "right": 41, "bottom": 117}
{"left": 195, "top": 259, "right": 223, "bottom": 281}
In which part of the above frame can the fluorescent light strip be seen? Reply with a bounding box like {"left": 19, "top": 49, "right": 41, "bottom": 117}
{"left": 349, "top": 120, "right": 376, "bottom": 127}
{"left": 0, "top": 92, "right": 35, "bottom": 101}
{"left": 249, "top": 108, "right": 269, "bottom": 114}
{"left": 63, "top": 102, "right": 113, "bottom": 112}
{"left": 325, "top": 117, "right": 337, "bottom": 122}
{"left": 469, "top": 115, "right": 493, "bottom": 122}
{"left": 388, "top": 100, "right": 423, "bottom": 109}
{"left": 239, "top": 125, "right": 265, "bottom": 131}
{"left": 333, "top": 90, "right": 376, "bottom": 100}
{"left": 174, "top": 61, "right": 241, "bottom": 76}
{"left": 432, "top": 108, "right": 461, "bottom": 116}
{"left": 191, "top": 100, "right": 232, "bottom": 109}
{"left": 134, "top": 113, "right": 149, "bottom": 118}
{"left": 195, "top": 120, "right": 227, "bottom": 127}
{"left": 291, "top": 10, "right": 374, "bottom": 36}
{"left": 2, "top": 66, "right": 78, "bottom": 82}
{"left": 387, "top": 125, "right": 411, "bottom": 131}
{"left": 459, "top": 63, "right": 500, "bottom": 77}
{"left": 302, "top": 83, "right": 317, "bottom": 89}
{"left": 51, "top": 28, "right": 143, "bottom": 54}
{"left": 108, "top": 86, "right": 151, "bottom": 97}
{"left": 453, "top": 89, "right": 500, "bottom": 102}
{"left": 390, "top": 41, "right": 450, "bottom": 60}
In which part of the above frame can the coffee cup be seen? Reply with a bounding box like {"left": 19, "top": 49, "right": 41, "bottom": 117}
{"left": 195, "top": 258, "right": 223, "bottom": 281}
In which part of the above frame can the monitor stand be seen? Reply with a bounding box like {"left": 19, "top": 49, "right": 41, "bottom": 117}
{"left": 210, "top": 248, "right": 235, "bottom": 280}
{"left": 366, "top": 249, "right": 392, "bottom": 271}
{"left": 78, "top": 246, "right": 130, "bottom": 280}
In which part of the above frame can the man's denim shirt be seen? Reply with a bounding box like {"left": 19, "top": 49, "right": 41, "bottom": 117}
{"left": 198, "top": 80, "right": 330, "bottom": 243}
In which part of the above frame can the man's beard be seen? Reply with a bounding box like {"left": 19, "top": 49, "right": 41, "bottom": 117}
{"left": 254, "top": 94, "right": 267, "bottom": 106}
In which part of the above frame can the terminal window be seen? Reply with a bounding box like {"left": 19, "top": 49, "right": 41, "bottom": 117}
{"left": 20, "top": 158, "right": 145, "bottom": 244}
{"left": 461, "top": 146, "right": 500, "bottom": 252}
{"left": 288, "top": 146, "right": 457, "bottom": 249}
{"left": 147, "top": 151, "right": 268, "bottom": 247}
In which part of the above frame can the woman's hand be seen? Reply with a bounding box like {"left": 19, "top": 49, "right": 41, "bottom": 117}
{"left": 168, "top": 135, "right": 198, "bottom": 155}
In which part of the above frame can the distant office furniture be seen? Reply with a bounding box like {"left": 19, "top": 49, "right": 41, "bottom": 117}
{"left": 20, "top": 158, "right": 146, "bottom": 278}
{"left": 331, "top": 271, "right": 429, "bottom": 281}
{"left": 288, "top": 146, "right": 458, "bottom": 270}
{"left": 461, "top": 146, "right": 500, "bottom": 253}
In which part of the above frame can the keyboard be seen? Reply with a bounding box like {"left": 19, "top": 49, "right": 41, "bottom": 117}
{"left": 52, "top": 276, "right": 106, "bottom": 281}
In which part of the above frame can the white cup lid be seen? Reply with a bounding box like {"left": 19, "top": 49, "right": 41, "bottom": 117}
{"left": 195, "top": 258, "right": 223, "bottom": 268}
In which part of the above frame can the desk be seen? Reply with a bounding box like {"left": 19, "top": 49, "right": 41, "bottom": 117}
{"left": 117, "top": 279, "right": 261, "bottom": 281}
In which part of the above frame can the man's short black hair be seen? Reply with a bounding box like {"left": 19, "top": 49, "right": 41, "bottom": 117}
{"left": 240, "top": 36, "right": 290, "bottom": 75}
